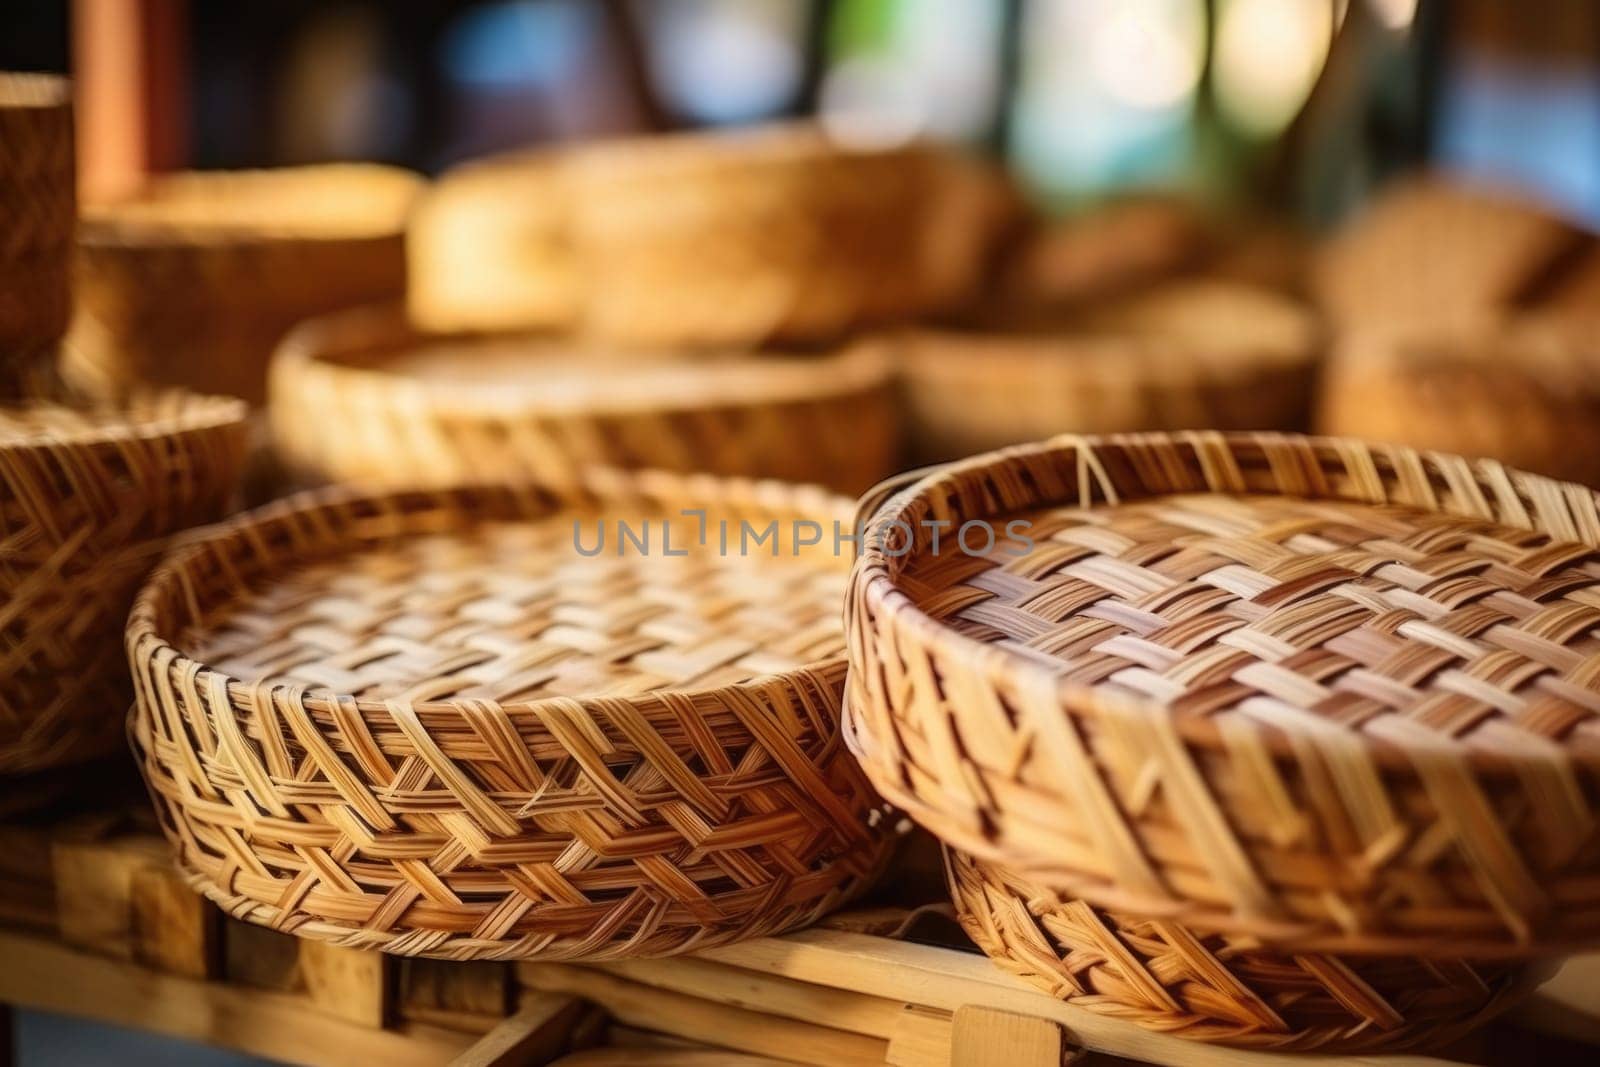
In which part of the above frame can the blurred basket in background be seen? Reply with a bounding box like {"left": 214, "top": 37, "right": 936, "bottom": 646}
{"left": 0, "top": 72, "right": 73, "bottom": 364}
{"left": 407, "top": 149, "right": 577, "bottom": 335}
{"left": 271, "top": 304, "right": 897, "bottom": 494}
{"left": 1318, "top": 316, "right": 1600, "bottom": 487}
{"left": 1312, "top": 176, "right": 1590, "bottom": 330}
{"left": 129, "top": 473, "right": 892, "bottom": 960}
{"left": 65, "top": 164, "right": 422, "bottom": 403}
{"left": 847, "top": 431, "right": 1600, "bottom": 1047}
{"left": 564, "top": 124, "right": 930, "bottom": 348}
{"left": 898, "top": 281, "right": 1319, "bottom": 462}
{"left": 0, "top": 392, "right": 247, "bottom": 774}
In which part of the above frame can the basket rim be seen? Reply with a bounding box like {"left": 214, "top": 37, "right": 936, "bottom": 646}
{"left": 851, "top": 429, "right": 1600, "bottom": 774}
{"left": 0, "top": 71, "right": 70, "bottom": 110}
{"left": 271, "top": 303, "right": 896, "bottom": 417}
{"left": 0, "top": 390, "right": 248, "bottom": 450}
{"left": 129, "top": 469, "right": 858, "bottom": 724}
{"left": 78, "top": 163, "right": 421, "bottom": 248}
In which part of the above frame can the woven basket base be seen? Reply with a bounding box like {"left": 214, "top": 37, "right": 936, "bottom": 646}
{"left": 947, "top": 849, "right": 1545, "bottom": 1053}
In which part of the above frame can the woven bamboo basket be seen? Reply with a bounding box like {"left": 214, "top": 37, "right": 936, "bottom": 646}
{"left": 1312, "top": 176, "right": 1587, "bottom": 329}
{"left": 945, "top": 849, "right": 1539, "bottom": 1051}
{"left": 1318, "top": 317, "right": 1600, "bottom": 487}
{"left": 0, "top": 72, "right": 73, "bottom": 357}
{"left": 995, "top": 196, "right": 1212, "bottom": 322}
{"left": 406, "top": 149, "right": 577, "bottom": 334}
{"left": 270, "top": 305, "right": 897, "bottom": 495}
{"left": 899, "top": 282, "right": 1318, "bottom": 463}
{"left": 128, "top": 472, "right": 893, "bottom": 960}
{"left": 0, "top": 391, "right": 247, "bottom": 774}
{"left": 65, "top": 164, "right": 422, "bottom": 403}
{"left": 846, "top": 431, "right": 1600, "bottom": 962}
{"left": 564, "top": 124, "right": 929, "bottom": 348}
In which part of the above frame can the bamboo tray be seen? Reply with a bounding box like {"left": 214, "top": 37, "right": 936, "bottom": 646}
{"left": 65, "top": 164, "right": 422, "bottom": 403}
{"left": 407, "top": 149, "right": 577, "bottom": 334}
{"left": 270, "top": 305, "right": 897, "bottom": 495}
{"left": 0, "top": 392, "right": 247, "bottom": 774}
{"left": 898, "top": 282, "right": 1318, "bottom": 462}
{"left": 0, "top": 72, "right": 73, "bottom": 357}
{"left": 1317, "top": 316, "right": 1600, "bottom": 487}
{"left": 846, "top": 431, "right": 1600, "bottom": 1046}
{"left": 128, "top": 472, "right": 893, "bottom": 960}
{"left": 564, "top": 123, "right": 928, "bottom": 347}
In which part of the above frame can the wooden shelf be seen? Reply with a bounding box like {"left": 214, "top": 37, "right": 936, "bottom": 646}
{"left": 2, "top": 795, "right": 1596, "bottom": 1066}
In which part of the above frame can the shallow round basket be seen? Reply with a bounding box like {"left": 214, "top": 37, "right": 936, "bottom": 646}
{"left": 0, "top": 392, "right": 248, "bottom": 774}
{"left": 1318, "top": 316, "right": 1600, "bottom": 487}
{"left": 128, "top": 472, "right": 893, "bottom": 960}
{"left": 0, "top": 72, "right": 74, "bottom": 355}
{"left": 270, "top": 305, "right": 897, "bottom": 495}
{"left": 406, "top": 149, "right": 576, "bottom": 334}
{"left": 899, "top": 282, "right": 1318, "bottom": 463}
{"left": 946, "top": 849, "right": 1539, "bottom": 1052}
{"left": 65, "top": 164, "right": 422, "bottom": 403}
{"left": 564, "top": 123, "right": 929, "bottom": 348}
{"left": 847, "top": 430, "right": 1600, "bottom": 961}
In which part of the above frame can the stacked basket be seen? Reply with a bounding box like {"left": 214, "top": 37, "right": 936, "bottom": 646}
{"left": 0, "top": 73, "right": 250, "bottom": 776}
{"left": 278, "top": 123, "right": 985, "bottom": 496}
{"left": 65, "top": 163, "right": 421, "bottom": 404}
{"left": 846, "top": 430, "right": 1600, "bottom": 1050}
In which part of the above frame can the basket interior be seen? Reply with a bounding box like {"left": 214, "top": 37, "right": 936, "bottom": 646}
{"left": 867, "top": 433, "right": 1600, "bottom": 759}
{"left": 144, "top": 483, "right": 853, "bottom": 709}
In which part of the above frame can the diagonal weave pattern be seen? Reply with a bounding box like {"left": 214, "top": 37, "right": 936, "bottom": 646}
{"left": 129, "top": 474, "right": 891, "bottom": 960}
{"left": 1, "top": 392, "right": 248, "bottom": 773}
{"left": 269, "top": 305, "right": 897, "bottom": 496}
{"left": 947, "top": 848, "right": 1537, "bottom": 1051}
{"left": 64, "top": 165, "right": 420, "bottom": 403}
{"left": 846, "top": 431, "right": 1600, "bottom": 957}
{"left": 0, "top": 72, "right": 73, "bottom": 356}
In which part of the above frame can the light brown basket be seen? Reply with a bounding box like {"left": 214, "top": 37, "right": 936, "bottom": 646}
{"left": 846, "top": 431, "right": 1600, "bottom": 959}
{"left": 1312, "top": 175, "right": 1586, "bottom": 329}
{"left": 0, "top": 72, "right": 73, "bottom": 357}
{"left": 946, "top": 848, "right": 1540, "bottom": 1052}
{"left": 406, "top": 149, "right": 577, "bottom": 334}
{"left": 1318, "top": 316, "right": 1600, "bottom": 487}
{"left": 995, "top": 195, "right": 1212, "bottom": 320}
{"left": 65, "top": 164, "right": 422, "bottom": 403}
{"left": 899, "top": 282, "right": 1319, "bottom": 463}
{"left": 564, "top": 124, "right": 929, "bottom": 348}
{"left": 1, "top": 391, "right": 248, "bottom": 774}
{"left": 270, "top": 305, "right": 897, "bottom": 495}
{"left": 128, "top": 473, "right": 893, "bottom": 960}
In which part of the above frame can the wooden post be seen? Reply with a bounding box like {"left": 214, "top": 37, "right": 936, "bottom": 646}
{"left": 73, "top": 0, "right": 188, "bottom": 204}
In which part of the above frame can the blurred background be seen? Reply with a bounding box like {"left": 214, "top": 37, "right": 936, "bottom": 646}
{"left": 1, "top": 0, "right": 1597, "bottom": 225}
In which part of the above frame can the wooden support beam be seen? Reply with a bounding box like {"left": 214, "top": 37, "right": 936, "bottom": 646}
{"left": 693, "top": 928, "right": 1466, "bottom": 1067}
{"left": 949, "top": 1006, "right": 1068, "bottom": 1067}
{"left": 593, "top": 954, "right": 906, "bottom": 1039}
{"left": 450, "top": 992, "right": 585, "bottom": 1067}
{"left": 299, "top": 938, "right": 390, "bottom": 1029}
{"left": 521, "top": 963, "right": 887, "bottom": 1067}
{"left": 0, "top": 930, "right": 474, "bottom": 1067}
{"left": 887, "top": 1004, "right": 954, "bottom": 1067}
